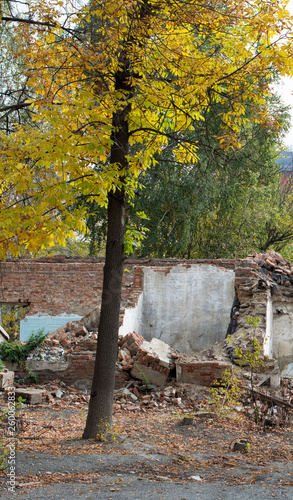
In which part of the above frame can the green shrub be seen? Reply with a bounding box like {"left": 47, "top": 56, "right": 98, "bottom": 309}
{"left": 0, "top": 330, "right": 47, "bottom": 364}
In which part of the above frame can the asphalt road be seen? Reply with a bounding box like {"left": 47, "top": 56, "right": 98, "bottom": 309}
{"left": 0, "top": 444, "right": 292, "bottom": 499}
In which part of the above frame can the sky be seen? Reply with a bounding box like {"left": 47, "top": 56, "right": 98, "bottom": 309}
{"left": 277, "top": 76, "right": 293, "bottom": 148}
{"left": 277, "top": 1, "right": 293, "bottom": 148}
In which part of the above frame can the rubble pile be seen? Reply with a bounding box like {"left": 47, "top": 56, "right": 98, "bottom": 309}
{"left": 27, "top": 344, "right": 66, "bottom": 363}
{"left": 118, "top": 332, "right": 179, "bottom": 386}
{"left": 240, "top": 374, "right": 293, "bottom": 427}
{"left": 1, "top": 333, "right": 292, "bottom": 426}
{"left": 224, "top": 249, "right": 293, "bottom": 369}
{"left": 251, "top": 249, "right": 293, "bottom": 284}
{"left": 1, "top": 370, "right": 292, "bottom": 428}
{"left": 113, "top": 380, "right": 206, "bottom": 413}
{"left": 13, "top": 380, "right": 89, "bottom": 407}
{"left": 27, "top": 320, "right": 98, "bottom": 363}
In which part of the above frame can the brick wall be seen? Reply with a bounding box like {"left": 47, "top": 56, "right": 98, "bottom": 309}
{"left": 4, "top": 252, "right": 291, "bottom": 387}
{"left": 14, "top": 350, "right": 129, "bottom": 389}
{"left": 0, "top": 256, "right": 237, "bottom": 316}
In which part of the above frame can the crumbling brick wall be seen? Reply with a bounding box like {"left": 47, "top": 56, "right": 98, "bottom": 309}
{"left": 0, "top": 256, "right": 236, "bottom": 317}
{"left": 228, "top": 251, "right": 293, "bottom": 371}
{"left": 6, "top": 251, "right": 293, "bottom": 387}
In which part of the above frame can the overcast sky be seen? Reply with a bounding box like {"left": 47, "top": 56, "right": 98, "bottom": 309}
{"left": 276, "top": 1, "right": 293, "bottom": 148}
{"left": 277, "top": 76, "right": 293, "bottom": 148}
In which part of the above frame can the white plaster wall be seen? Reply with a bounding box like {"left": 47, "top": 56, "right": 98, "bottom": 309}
{"left": 264, "top": 295, "right": 273, "bottom": 359}
{"left": 272, "top": 304, "right": 293, "bottom": 360}
{"left": 125, "top": 264, "right": 235, "bottom": 353}
{"left": 119, "top": 293, "right": 143, "bottom": 337}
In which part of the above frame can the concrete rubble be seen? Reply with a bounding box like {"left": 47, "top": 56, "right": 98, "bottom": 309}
{"left": 118, "top": 332, "right": 175, "bottom": 386}
{"left": 26, "top": 321, "right": 98, "bottom": 363}
{"left": 1, "top": 248, "right": 293, "bottom": 426}
{"left": 0, "top": 327, "right": 292, "bottom": 427}
{"left": 0, "top": 369, "right": 14, "bottom": 389}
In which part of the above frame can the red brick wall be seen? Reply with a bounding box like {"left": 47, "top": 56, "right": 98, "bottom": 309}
{"left": 14, "top": 350, "right": 129, "bottom": 389}
{"left": 176, "top": 360, "right": 231, "bottom": 386}
{"left": 0, "top": 256, "right": 237, "bottom": 316}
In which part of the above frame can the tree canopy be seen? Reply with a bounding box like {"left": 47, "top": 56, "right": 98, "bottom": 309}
{"left": 133, "top": 94, "right": 292, "bottom": 259}
{"left": 85, "top": 92, "right": 292, "bottom": 259}
{"left": 1, "top": 0, "right": 293, "bottom": 256}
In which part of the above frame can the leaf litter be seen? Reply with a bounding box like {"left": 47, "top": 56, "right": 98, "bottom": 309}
{"left": 0, "top": 378, "right": 292, "bottom": 491}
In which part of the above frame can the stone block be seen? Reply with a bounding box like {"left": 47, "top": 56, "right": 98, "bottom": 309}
{"left": 27, "top": 359, "right": 70, "bottom": 372}
{"left": 0, "top": 371, "right": 14, "bottom": 389}
{"left": 74, "top": 379, "right": 91, "bottom": 391}
{"left": 13, "top": 388, "right": 46, "bottom": 404}
{"left": 270, "top": 370, "right": 281, "bottom": 389}
{"left": 131, "top": 361, "right": 168, "bottom": 386}
{"left": 232, "top": 441, "right": 250, "bottom": 453}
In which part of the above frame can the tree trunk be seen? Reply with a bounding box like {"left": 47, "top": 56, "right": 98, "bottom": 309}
{"left": 82, "top": 186, "right": 126, "bottom": 439}
{"left": 82, "top": 68, "right": 130, "bottom": 438}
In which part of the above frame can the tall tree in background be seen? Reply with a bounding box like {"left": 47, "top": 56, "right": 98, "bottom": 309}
{"left": 1, "top": 1, "right": 293, "bottom": 438}
{"left": 85, "top": 94, "right": 292, "bottom": 259}
{"left": 0, "top": 1, "right": 34, "bottom": 131}
{"left": 132, "top": 94, "right": 291, "bottom": 259}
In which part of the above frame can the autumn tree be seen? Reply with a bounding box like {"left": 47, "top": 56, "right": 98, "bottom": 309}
{"left": 0, "top": 1, "right": 36, "bottom": 131}
{"left": 85, "top": 94, "right": 291, "bottom": 259}
{"left": 1, "top": 0, "right": 293, "bottom": 438}
{"left": 136, "top": 97, "right": 291, "bottom": 258}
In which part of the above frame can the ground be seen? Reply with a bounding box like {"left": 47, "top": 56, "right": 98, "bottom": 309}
{"left": 0, "top": 379, "right": 293, "bottom": 499}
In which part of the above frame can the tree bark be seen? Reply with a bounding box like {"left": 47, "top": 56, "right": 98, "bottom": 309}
{"left": 82, "top": 64, "right": 131, "bottom": 438}
{"left": 82, "top": 185, "right": 126, "bottom": 438}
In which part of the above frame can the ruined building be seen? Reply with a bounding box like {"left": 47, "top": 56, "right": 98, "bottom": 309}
{"left": 0, "top": 250, "right": 293, "bottom": 386}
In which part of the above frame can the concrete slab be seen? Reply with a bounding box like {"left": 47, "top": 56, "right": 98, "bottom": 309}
{"left": 0, "top": 371, "right": 14, "bottom": 389}
{"left": 131, "top": 361, "right": 168, "bottom": 386}
{"left": 13, "top": 388, "right": 46, "bottom": 404}
{"left": 141, "top": 338, "right": 171, "bottom": 368}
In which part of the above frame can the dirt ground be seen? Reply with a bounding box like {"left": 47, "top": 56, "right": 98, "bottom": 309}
{"left": 0, "top": 380, "right": 293, "bottom": 499}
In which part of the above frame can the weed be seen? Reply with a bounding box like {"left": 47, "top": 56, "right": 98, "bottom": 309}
{"left": 209, "top": 366, "right": 243, "bottom": 417}
{"left": 0, "top": 330, "right": 47, "bottom": 363}
{"left": 0, "top": 330, "right": 47, "bottom": 384}
{"left": 94, "top": 422, "right": 121, "bottom": 443}
{"left": 209, "top": 316, "right": 265, "bottom": 422}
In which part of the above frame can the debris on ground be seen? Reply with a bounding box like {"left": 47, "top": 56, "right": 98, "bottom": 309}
{"left": 0, "top": 321, "right": 291, "bottom": 426}
{"left": 0, "top": 368, "right": 14, "bottom": 389}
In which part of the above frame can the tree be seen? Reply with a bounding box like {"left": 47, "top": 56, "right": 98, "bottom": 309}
{"left": 1, "top": 0, "right": 293, "bottom": 438}
{"left": 259, "top": 171, "right": 293, "bottom": 255}
{"left": 131, "top": 93, "right": 291, "bottom": 259}
{"left": 0, "top": 1, "right": 35, "bottom": 131}
{"left": 84, "top": 93, "right": 292, "bottom": 259}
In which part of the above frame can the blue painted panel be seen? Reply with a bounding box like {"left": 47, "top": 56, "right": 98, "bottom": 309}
{"left": 20, "top": 315, "right": 82, "bottom": 341}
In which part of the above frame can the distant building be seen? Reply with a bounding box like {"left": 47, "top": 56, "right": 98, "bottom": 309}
{"left": 276, "top": 151, "right": 293, "bottom": 178}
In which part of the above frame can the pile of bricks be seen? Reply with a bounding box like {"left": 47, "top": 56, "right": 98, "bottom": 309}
{"left": 46, "top": 320, "right": 98, "bottom": 351}
{"left": 253, "top": 249, "right": 293, "bottom": 277}
{"left": 118, "top": 332, "right": 175, "bottom": 386}
{"left": 113, "top": 380, "right": 204, "bottom": 413}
